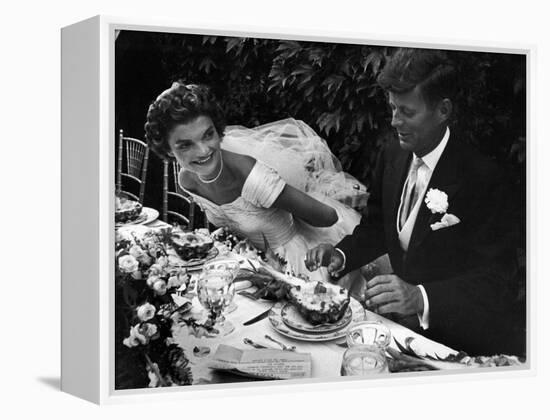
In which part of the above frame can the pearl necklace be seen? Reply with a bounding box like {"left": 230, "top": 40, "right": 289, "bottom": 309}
{"left": 197, "top": 151, "right": 224, "bottom": 184}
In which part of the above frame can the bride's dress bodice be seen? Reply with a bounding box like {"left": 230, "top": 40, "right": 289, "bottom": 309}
{"left": 187, "top": 162, "right": 298, "bottom": 250}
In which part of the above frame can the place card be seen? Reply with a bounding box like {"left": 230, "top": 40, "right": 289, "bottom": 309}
{"left": 208, "top": 344, "right": 312, "bottom": 380}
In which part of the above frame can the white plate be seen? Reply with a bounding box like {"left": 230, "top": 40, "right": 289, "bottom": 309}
{"left": 281, "top": 302, "right": 353, "bottom": 334}
{"left": 116, "top": 207, "right": 159, "bottom": 227}
{"left": 269, "top": 298, "right": 365, "bottom": 342}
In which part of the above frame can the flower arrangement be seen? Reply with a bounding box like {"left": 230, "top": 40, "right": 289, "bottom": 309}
{"left": 115, "top": 226, "right": 217, "bottom": 389}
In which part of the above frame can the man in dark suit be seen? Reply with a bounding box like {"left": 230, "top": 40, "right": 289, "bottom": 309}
{"left": 305, "top": 48, "right": 524, "bottom": 356}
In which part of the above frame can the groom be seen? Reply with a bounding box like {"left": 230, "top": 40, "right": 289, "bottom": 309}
{"left": 305, "top": 48, "right": 524, "bottom": 356}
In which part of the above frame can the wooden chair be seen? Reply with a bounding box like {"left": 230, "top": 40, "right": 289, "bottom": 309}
{"left": 116, "top": 130, "right": 150, "bottom": 203}
{"left": 163, "top": 159, "right": 209, "bottom": 230}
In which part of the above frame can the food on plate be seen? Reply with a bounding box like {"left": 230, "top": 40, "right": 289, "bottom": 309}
{"left": 170, "top": 230, "right": 214, "bottom": 260}
{"left": 115, "top": 195, "right": 143, "bottom": 223}
{"left": 288, "top": 280, "right": 350, "bottom": 325}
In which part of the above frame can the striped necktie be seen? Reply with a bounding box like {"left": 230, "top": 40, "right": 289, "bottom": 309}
{"left": 399, "top": 157, "right": 424, "bottom": 230}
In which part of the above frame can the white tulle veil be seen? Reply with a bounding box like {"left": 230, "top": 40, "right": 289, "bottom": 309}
{"left": 221, "top": 118, "right": 366, "bottom": 201}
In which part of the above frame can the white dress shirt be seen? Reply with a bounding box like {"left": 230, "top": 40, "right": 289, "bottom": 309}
{"left": 399, "top": 127, "right": 450, "bottom": 329}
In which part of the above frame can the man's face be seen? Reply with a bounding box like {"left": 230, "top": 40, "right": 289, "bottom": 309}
{"left": 388, "top": 86, "right": 445, "bottom": 157}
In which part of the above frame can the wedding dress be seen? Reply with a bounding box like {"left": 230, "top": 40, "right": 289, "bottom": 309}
{"left": 180, "top": 119, "right": 366, "bottom": 281}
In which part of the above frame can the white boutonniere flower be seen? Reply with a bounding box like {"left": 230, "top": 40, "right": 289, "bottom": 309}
{"left": 425, "top": 188, "right": 449, "bottom": 214}
{"left": 424, "top": 188, "right": 461, "bottom": 231}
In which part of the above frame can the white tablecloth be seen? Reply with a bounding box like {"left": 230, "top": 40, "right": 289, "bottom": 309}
{"left": 142, "top": 217, "right": 457, "bottom": 383}
{"left": 172, "top": 289, "right": 457, "bottom": 384}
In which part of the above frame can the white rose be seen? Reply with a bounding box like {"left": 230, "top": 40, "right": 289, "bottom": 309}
{"left": 156, "top": 256, "right": 169, "bottom": 268}
{"left": 136, "top": 303, "right": 156, "bottom": 322}
{"left": 146, "top": 274, "right": 160, "bottom": 287}
{"left": 123, "top": 324, "right": 147, "bottom": 348}
{"left": 118, "top": 255, "right": 139, "bottom": 273}
{"left": 140, "top": 322, "right": 159, "bottom": 339}
{"left": 153, "top": 280, "right": 167, "bottom": 296}
{"left": 129, "top": 245, "right": 153, "bottom": 265}
{"left": 129, "top": 245, "right": 145, "bottom": 259}
{"left": 424, "top": 188, "right": 449, "bottom": 214}
{"left": 148, "top": 264, "right": 163, "bottom": 276}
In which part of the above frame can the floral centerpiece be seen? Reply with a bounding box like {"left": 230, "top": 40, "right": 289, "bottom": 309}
{"left": 115, "top": 226, "right": 217, "bottom": 389}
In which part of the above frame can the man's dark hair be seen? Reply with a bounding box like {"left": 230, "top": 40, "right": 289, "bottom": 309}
{"left": 377, "top": 48, "right": 458, "bottom": 107}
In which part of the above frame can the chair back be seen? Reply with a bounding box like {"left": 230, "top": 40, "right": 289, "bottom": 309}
{"left": 116, "top": 129, "right": 150, "bottom": 203}
{"left": 162, "top": 159, "right": 208, "bottom": 230}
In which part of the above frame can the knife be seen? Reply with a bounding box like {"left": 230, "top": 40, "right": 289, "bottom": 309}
{"left": 242, "top": 308, "right": 272, "bottom": 326}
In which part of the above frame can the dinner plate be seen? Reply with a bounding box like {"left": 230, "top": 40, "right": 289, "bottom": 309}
{"left": 269, "top": 298, "right": 365, "bottom": 342}
{"left": 281, "top": 303, "right": 353, "bottom": 334}
{"left": 116, "top": 207, "right": 159, "bottom": 227}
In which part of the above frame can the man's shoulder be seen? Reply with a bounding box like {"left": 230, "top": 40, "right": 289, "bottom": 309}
{"left": 451, "top": 137, "right": 503, "bottom": 184}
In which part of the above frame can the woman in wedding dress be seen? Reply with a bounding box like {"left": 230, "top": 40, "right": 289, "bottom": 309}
{"left": 145, "top": 82, "right": 365, "bottom": 282}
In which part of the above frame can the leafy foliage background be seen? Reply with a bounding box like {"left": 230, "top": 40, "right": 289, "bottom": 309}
{"left": 115, "top": 31, "right": 525, "bottom": 222}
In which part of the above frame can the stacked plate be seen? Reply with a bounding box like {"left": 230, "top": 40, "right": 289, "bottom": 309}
{"left": 268, "top": 298, "right": 365, "bottom": 342}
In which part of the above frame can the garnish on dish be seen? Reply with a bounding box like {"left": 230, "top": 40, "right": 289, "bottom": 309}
{"left": 253, "top": 262, "right": 351, "bottom": 325}
{"left": 115, "top": 195, "right": 143, "bottom": 223}
{"left": 170, "top": 230, "right": 214, "bottom": 260}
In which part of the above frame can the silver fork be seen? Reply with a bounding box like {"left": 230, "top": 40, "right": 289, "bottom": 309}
{"left": 264, "top": 334, "right": 296, "bottom": 352}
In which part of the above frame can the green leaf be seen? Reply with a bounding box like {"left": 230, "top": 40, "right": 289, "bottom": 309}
{"left": 198, "top": 57, "right": 216, "bottom": 74}
{"left": 225, "top": 37, "right": 243, "bottom": 53}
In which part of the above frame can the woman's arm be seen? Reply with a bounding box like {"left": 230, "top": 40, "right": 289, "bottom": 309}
{"left": 232, "top": 151, "right": 338, "bottom": 227}
{"left": 273, "top": 185, "right": 338, "bottom": 227}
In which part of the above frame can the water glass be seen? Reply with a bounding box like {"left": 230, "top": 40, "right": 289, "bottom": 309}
{"left": 202, "top": 257, "right": 240, "bottom": 313}
{"left": 196, "top": 270, "right": 235, "bottom": 336}
{"left": 341, "top": 321, "right": 391, "bottom": 376}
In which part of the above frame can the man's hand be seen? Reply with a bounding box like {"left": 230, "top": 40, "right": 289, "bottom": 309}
{"left": 363, "top": 274, "right": 424, "bottom": 316}
{"left": 304, "top": 243, "right": 344, "bottom": 275}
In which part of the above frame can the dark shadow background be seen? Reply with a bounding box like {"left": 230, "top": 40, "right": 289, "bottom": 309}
{"left": 115, "top": 31, "right": 526, "bottom": 219}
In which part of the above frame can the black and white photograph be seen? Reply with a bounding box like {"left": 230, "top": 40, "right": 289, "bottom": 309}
{"left": 5, "top": 0, "right": 549, "bottom": 417}
{"left": 113, "top": 29, "right": 527, "bottom": 390}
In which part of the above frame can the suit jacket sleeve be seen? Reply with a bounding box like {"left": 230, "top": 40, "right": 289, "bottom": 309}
{"left": 336, "top": 144, "right": 389, "bottom": 273}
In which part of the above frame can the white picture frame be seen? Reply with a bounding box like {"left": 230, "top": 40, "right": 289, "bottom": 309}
{"left": 61, "top": 15, "right": 532, "bottom": 404}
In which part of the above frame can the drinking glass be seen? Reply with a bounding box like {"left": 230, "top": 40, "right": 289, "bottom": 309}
{"left": 340, "top": 345, "right": 388, "bottom": 376}
{"left": 196, "top": 270, "right": 235, "bottom": 337}
{"left": 202, "top": 257, "right": 240, "bottom": 313}
{"left": 340, "top": 321, "right": 391, "bottom": 376}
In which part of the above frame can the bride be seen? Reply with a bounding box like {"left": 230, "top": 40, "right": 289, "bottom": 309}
{"left": 145, "top": 82, "right": 366, "bottom": 282}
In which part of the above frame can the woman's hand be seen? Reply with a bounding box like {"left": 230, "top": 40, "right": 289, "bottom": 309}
{"left": 273, "top": 185, "right": 338, "bottom": 227}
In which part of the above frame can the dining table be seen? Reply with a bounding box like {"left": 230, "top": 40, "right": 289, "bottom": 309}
{"left": 136, "top": 218, "right": 463, "bottom": 385}
{"left": 168, "top": 267, "right": 459, "bottom": 385}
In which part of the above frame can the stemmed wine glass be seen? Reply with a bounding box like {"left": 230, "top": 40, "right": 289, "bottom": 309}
{"left": 196, "top": 269, "right": 236, "bottom": 337}
{"left": 202, "top": 257, "right": 240, "bottom": 313}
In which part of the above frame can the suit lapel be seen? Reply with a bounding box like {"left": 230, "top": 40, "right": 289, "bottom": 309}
{"left": 406, "top": 135, "right": 463, "bottom": 255}
{"left": 388, "top": 147, "right": 411, "bottom": 246}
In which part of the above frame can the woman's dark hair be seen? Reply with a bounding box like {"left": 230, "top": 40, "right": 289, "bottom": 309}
{"left": 144, "top": 82, "right": 226, "bottom": 160}
{"left": 377, "top": 48, "right": 458, "bottom": 108}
